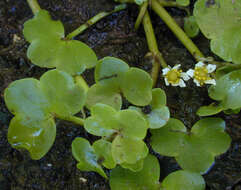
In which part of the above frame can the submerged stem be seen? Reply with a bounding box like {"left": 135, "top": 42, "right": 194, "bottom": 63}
{"left": 152, "top": 0, "right": 204, "bottom": 61}
{"left": 143, "top": 11, "right": 168, "bottom": 86}
{"left": 66, "top": 4, "right": 127, "bottom": 39}
{"left": 26, "top": 0, "right": 41, "bottom": 15}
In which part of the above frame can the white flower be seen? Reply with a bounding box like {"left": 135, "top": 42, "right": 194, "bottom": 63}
{"left": 162, "top": 64, "right": 190, "bottom": 87}
{"left": 186, "top": 61, "right": 216, "bottom": 86}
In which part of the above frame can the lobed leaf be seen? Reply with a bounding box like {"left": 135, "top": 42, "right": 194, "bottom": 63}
{"left": 161, "top": 170, "right": 205, "bottom": 190}
{"left": 72, "top": 137, "right": 107, "bottom": 178}
{"left": 197, "top": 103, "right": 223, "bottom": 116}
{"left": 151, "top": 118, "right": 231, "bottom": 173}
{"left": 109, "top": 154, "right": 160, "bottom": 190}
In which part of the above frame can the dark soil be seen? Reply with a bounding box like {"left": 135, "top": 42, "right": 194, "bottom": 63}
{"left": 0, "top": 0, "right": 240, "bottom": 189}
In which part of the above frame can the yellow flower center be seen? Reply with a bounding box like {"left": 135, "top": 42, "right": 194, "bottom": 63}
{"left": 166, "top": 69, "right": 182, "bottom": 84}
{"left": 194, "top": 67, "right": 210, "bottom": 85}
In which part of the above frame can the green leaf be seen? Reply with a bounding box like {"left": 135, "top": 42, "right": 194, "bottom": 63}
{"left": 23, "top": 10, "right": 64, "bottom": 42}
{"left": 109, "top": 154, "right": 160, "bottom": 190}
{"left": 209, "top": 69, "right": 241, "bottom": 109}
{"left": 197, "top": 103, "right": 223, "bottom": 116}
{"left": 216, "top": 65, "right": 241, "bottom": 79}
{"left": 84, "top": 104, "right": 118, "bottom": 137}
{"left": 161, "top": 170, "right": 205, "bottom": 190}
{"left": 150, "top": 88, "right": 166, "bottom": 108}
{"left": 184, "top": 16, "right": 200, "bottom": 38}
{"left": 4, "top": 78, "right": 49, "bottom": 121}
{"left": 85, "top": 83, "right": 122, "bottom": 111}
{"left": 112, "top": 136, "right": 148, "bottom": 164}
{"left": 72, "top": 137, "right": 107, "bottom": 178}
{"left": 24, "top": 10, "right": 97, "bottom": 74}
{"left": 8, "top": 115, "right": 56, "bottom": 160}
{"left": 92, "top": 139, "right": 116, "bottom": 169}
{"left": 95, "top": 57, "right": 129, "bottom": 87}
{"left": 176, "top": 0, "right": 190, "bottom": 6}
{"left": 223, "top": 108, "right": 240, "bottom": 115}
{"left": 194, "top": 0, "right": 241, "bottom": 64}
{"left": 120, "top": 159, "right": 144, "bottom": 172}
{"left": 120, "top": 68, "right": 152, "bottom": 106}
{"left": 40, "top": 69, "right": 86, "bottom": 117}
{"left": 151, "top": 118, "right": 231, "bottom": 173}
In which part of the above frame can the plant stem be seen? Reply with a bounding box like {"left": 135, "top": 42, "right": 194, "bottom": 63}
{"left": 26, "top": 0, "right": 41, "bottom": 15}
{"left": 57, "top": 115, "right": 85, "bottom": 126}
{"left": 152, "top": 0, "right": 204, "bottom": 61}
{"left": 143, "top": 11, "right": 168, "bottom": 86}
{"left": 66, "top": 4, "right": 127, "bottom": 39}
{"left": 135, "top": 1, "right": 148, "bottom": 30}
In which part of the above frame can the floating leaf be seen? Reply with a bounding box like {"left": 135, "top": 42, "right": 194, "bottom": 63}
{"left": 197, "top": 103, "right": 223, "bottom": 116}
{"left": 23, "top": 10, "right": 97, "bottom": 74}
{"left": 184, "top": 16, "right": 200, "bottom": 38}
{"left": 161, "top": 170, "right": 205, "bottom": 190}
{"left": 120, "top": 68, "right": 152, "bottom": 106}
{"left": 72, "top": 137, "right": 107, "bottom": 178}
{"left": 151, "top": 118, "right": 231, "bottom": 173}
{"left": 8, "top": 116, "right": 56, "bottom": 160}
{"left": 85, "top": 83, "right": 122, "bottom": 111}
{"left": 84, "top": 104, "right": 148, "bottom": 164}
{"left": 216, "top": 65, "right": 241, "bottom": 79}
{"left": 110, "top": 154, "right": 160, "bottom": 190}
{"left": 194, "top": 0, "right": 241, "bottom": 64}
{"left": 209, "top": 69, "right": 241, "bottom": 110}
{"left": 4, "top": 69, "right": 86, "bottom": 159}
{"left": 120, "top": 159, "right": 144, "bottom": 172}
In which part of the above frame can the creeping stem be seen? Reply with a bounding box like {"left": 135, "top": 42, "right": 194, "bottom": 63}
{"left": 151, "top": 0, "right": 204, "bottom": 61}
{"left": 66, "top": 4, "right": 127, "bottom": 39}
{"left": 142, "top": 11, "right": 168, "bottom": 86}
{"left": 56, "top": 115, "right": 85, "bottom": 126}
{"left": 26, "top": 0, "right": 41, "bottom": 14}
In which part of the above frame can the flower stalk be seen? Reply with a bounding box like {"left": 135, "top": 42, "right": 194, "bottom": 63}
{"left": 27, "top": 0, "right": 41, "bottom": 15}
{"left": 151, "top": 0, "right": 204, "bottom": 61}
{"left": 142, "top": 11, "right": 168, "bottom": 86}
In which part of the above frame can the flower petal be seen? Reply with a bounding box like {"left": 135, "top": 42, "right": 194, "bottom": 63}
{"left": 162, "top": 68, "right": 170, "bottom": 75}
{"left": 195, "top": 61, "right": 205, "bottom": 67}
{"left": 193, "top": 79, "right": 201, "bottom": 87}
{"left": 164, "top": 78, "right": 169, "bottom": 86}
{"left": 178, "top": 79, "right": 186, "bottom": 87}
{"left": 186, "top": 69, "right": 194, "bottom": 77}
{"left": 205, "top": 79, "right": 216, "bottom": 85}
{"left": 173, "top": 64, "right": 181, "bottom": 70}
{"left": 181, "top": 72, "right": 190, "bottom": 81}
{"left": 207, "top": 64, "right": 216, "bottom": 73}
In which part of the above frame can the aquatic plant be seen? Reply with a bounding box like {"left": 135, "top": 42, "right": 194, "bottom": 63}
{"left": 3, "top": 0, "right": 240, "bottom": 189}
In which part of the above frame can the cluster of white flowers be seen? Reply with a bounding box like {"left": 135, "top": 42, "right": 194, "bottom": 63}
{"left": 162, "top": 62, "right": 216, "bottom": 87}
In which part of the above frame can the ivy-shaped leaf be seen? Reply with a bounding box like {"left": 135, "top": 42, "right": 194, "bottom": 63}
{"left": 109, "top": 154, "right": 160, "bottom": 190}
{"left": 208, "top": 69, "right": 241, "bottom": 110}
{"left": 194, "top": 0, "right": 241, "bottom": 64}
{"left": 161, "top": 170, "right": 205, "bottom": 190}
{"left": 151, "top": 118, "right": 231, "bottom": 174}
{"left": 4, "top": 69, "right": 86, "bottom": 159}
{"left": 72, "top": 137, "right": 111, "bottom": 178}
{"left": 84, "top": 103, "right": 148, "bottom": 166}
{"left": 23, "top": 10, "right": 97, "bottom": 75}
{"left": 86, "top": 57, "right": 153, "bottom": 109}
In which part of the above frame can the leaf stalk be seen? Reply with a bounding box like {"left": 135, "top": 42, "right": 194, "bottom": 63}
{"left": 26, "top": 0, "right": 41, "bottom": 15}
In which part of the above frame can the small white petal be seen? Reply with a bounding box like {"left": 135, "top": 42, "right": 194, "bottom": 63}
{"left": 164, "top": 78, "right": 170, "bottom": 86}
{"left": 193, "top": 79, "right": 201, "bottom": 87}
{"left": 205, "top": 79, "right": 216, "bottom": 85}
{"left": 172, "top": 83, "right": 179, "bottom": 86}
{"left": 207, "top": 64, "right": 216, "bottom": 73}
{"left": 181, "top": 72, "right": 190, "bottom": 81}
{"left": 162, "top": 68, "right": 170, "bottom": 75}
{"left": 186, "top": 69, "right": 194, "bottom": 77}
{"left": 195, "top": 61, "right": 205, "bottom": 67}
{"left": 173, "top": 64, "right": 181, "bottom": 70}
{"left": 178, "top": 79, "right": 186, "bottom": 87}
